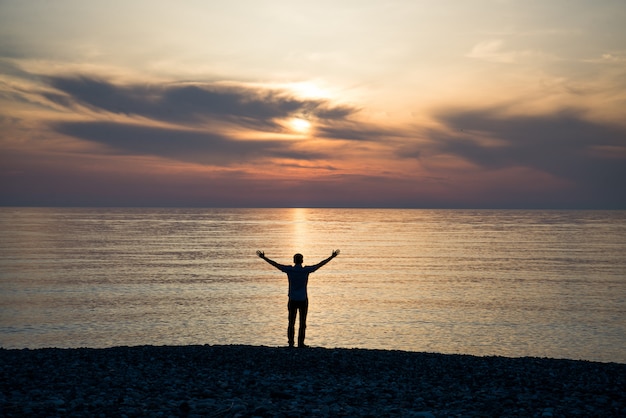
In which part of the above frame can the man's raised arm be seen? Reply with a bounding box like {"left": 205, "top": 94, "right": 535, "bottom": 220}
{"left": 309, "top": 249, "right": 340, "bottom": 272}
{"left": 256, "top": 250, "right": 286, "bottom": 270}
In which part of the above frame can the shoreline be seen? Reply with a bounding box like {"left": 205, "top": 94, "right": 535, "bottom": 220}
{"left": 2, "top": 345, "right": 625, "bottom": 417}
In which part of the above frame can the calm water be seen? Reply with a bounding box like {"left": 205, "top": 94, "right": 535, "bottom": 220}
{"left": 0, "top": 208, "right": 625, "bottom": 363}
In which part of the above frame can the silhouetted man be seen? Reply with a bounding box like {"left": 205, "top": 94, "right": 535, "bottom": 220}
{"left": 256, "top": 249, "right": 340, "bottom": 348}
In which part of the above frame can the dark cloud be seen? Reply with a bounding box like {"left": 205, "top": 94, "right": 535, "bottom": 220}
{"left": 313, "top": 105, "right": 357, "bottom": 120}
{"left": 44, "top": 76, "right": 358, "bottom": 131}
{"left": 0, "top": 59, "right": 32, "bottom": 79}
{"left": 394, "top": 146, "right": 421, "bottom": 159}
{"left": 316, "top": 126, "right": 379, "bottom": 141}
{"left": 316, "top": 122, "right": 402, "bottom": 142}
{"left": 37, "top": 76, "right": 368, "bottom": 165}
{"left": 425, "top": 108, "right": 626, "bottom": 206}
{"left": 55, "top": 121, "right": 327, "bottom": 164}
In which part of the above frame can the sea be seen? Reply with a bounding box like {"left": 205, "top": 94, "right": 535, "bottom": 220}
{"left": 1, "top": 208, "right": 625, "bottom": 363}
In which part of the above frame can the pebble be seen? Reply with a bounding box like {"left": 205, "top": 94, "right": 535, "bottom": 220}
{"left": 1, "top": 345, "right": 625, "bottom": 417}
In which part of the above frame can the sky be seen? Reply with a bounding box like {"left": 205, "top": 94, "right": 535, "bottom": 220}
{"left": 1, "top": 0, "right": 625, "bottom": 208}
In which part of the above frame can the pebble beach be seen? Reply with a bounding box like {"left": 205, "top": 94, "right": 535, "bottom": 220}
{"left": 1, "top": 345, "right": 625, "bottom": 417}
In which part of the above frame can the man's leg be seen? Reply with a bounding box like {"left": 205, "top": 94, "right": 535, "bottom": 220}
{"left": 287, "top": 300, "right": 297, "bottom": 347}
{"left": 297, "top": 299, "right": 309, "bottom": 347}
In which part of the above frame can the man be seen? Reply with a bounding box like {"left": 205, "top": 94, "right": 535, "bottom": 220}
{"left": 256, "top": 249, "right": 340, "bottom": 348}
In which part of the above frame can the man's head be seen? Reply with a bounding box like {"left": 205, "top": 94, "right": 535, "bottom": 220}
{"left": 293, "top": 253, "right": 304, "bottom": 264}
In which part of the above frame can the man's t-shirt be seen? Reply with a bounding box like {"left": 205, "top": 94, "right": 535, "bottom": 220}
{"left": 279, "top": 265, "right": 318, "bottom": 301}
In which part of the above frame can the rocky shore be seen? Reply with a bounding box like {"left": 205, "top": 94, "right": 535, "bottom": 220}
{"left": 1, "top": 345, "right": 625, "bottom": 417}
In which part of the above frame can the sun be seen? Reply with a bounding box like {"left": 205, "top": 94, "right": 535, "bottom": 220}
{"left": 289, "top": 117, "right": 312, "bottom": 133}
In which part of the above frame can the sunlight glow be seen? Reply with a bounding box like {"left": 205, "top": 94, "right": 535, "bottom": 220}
{"left": 289, "top": 82, "right": 330, "bottom": 99}
{"left": 289, "top": 117, "right": 312, "bottom": 133}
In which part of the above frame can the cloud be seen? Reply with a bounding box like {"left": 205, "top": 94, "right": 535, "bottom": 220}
{"left": 584, "top": 51, "right": 626, "bottom": 64}
{"left": 55, "top": 121, "right": 328, "bottom": 165}
{"left": 28, "top": 75, "right": 371, "bottom": 165}
{"left": 466, "top": 39, "right": 543, "bottom": 63}
{"left": 316, "top": 122, "right": 401, "bottom": 142}
{"left": 425, "top": 107, "right": 626, "bottom": 206}
{"left": 44, "top": 76, "right": 358, "bottom": 131}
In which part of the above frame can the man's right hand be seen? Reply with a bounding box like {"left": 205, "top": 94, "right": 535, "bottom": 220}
{"left": 256, "top": 250, "right": 265, "bottom": 258}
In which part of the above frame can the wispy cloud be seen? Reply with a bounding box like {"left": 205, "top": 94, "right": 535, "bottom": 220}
{"left": 466, "top": 39, "right": 547, "bottom": 64}
{"left": 315, "top": 122, "right": 403, "bottom": 142}
{"left": 31, "top": 75, "right": 368, "bottom": 165}
{"left": 584, "top": 51, "right": 626, "bottom": 64}
{"left": 44, "top": 76, "right": 357, "bottom": 129}
{"left": 54, "top": 121, "right": 330, "bottom": 165}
